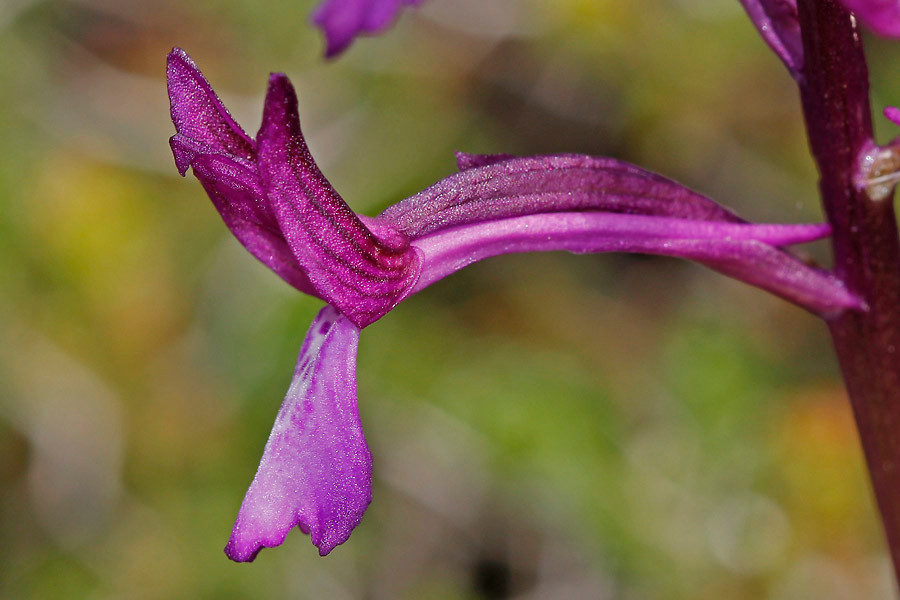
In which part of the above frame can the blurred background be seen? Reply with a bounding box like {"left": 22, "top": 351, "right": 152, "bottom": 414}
{"left": 3, "top": 0, "right": 900, "bottom": 598}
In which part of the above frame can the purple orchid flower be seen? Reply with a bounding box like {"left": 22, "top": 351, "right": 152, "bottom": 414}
{"left": 167, "top": 47, "right": 860, "bottom": 561}
{"left": 312, "top": 0, "right": 423, "bottom": 57}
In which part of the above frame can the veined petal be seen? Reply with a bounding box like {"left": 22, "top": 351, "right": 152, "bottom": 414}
{"left": 186, "top": 151, "right": 320, "bottom": 295}
{"left": 409, "top": 212, "right": 861, "bottom": 318}
{"left": 838, "top": 0, "right": 900, "bottom": 37}
{"left": 381, "top": 153, "right": 744, "bottom": 239}
{"left": 312, "top": 0, "right": 424, "bottom": 57}
{"left": 257, "top": 74, "right": 420, "bottom": 328}
{"left": 225, "top": 306, "right": 371, "bottom": 561}
{"left": 737, "top": 0, "right": 803, "bottom": 78}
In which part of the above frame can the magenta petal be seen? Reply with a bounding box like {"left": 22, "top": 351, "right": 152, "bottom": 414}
{"left": 225, "top": 306, "right": 371, "bottom": 561}
{"left": 167, "top": 51, "right": 320, "bottom": 296}
{"left": 256, "top": 74, "right": 420, "bottom": 327}
{"left": 410, "top": 213, "right": 861, "bottom": 318}
{"left": 312, "top": 0, "right": 424, "bottom": 57}
{"left": 737, "top": 0, "right": 803, "bottom": 77}
{"left": 166, "top": 48, "right": 255, "bottom": 161}
{"left": 381, "top": 153, "right": 744, "bottom": 239}
{"left": 886, "top": 106, "right": 900, "bottom": 126}
{"left": 185, "top": 151, "right": 320, "bottom": 296}
{"left": 839, "top": 0, "right": 900, "bottom": 36}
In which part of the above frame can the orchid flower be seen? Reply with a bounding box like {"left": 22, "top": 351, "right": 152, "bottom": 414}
{"left": 167, "top": 47, "right": 860, "bottom": 561}
{"left": 312, "top": 0, "right": 423, "bottom": 57}
{"left": 739, "top": 0, "right": 900, "bottom": 78}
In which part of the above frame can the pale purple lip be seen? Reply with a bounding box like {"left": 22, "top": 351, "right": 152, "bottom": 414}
{"left": 166, "top": 47, "right": 861, "bottom": 560}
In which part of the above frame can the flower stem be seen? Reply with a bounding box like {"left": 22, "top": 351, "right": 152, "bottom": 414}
{"left": 797, "top": 0, "right": 900, "bottom": 582}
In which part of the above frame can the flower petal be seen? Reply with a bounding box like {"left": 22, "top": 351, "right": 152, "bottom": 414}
{"left": 167, "top": 51, "right": 321, "bottom": 296}
{"left": 409, "top": 212, "right": 861, "bottom": 318}
{"left": 312, "top": 0, "right": 424, "bottom": 57}
{"left": 737, "top": 0, "right": 803, "bottom": 78}
{"left": 256, "top": 73, "right": 420, "bottom": 327}
{"left": 166, "top": 48, "right": 255, "bottom": 166}
{"left": 838, "top": 0, "right": 900, "bottom": 37}
{"left": 185, "top": 151, "right": 320, "bottom": 295}
{"left": 381, "top": 153, "right": 744, "bottom": 239}
{"left": 225, "top": 306, "right": 371, "bottom": 561}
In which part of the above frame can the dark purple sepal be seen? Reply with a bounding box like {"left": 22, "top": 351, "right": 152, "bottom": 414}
{"left": 381, "top": 153, "right": 744, "bottom": 239}
{"left": 167, "top": 48, "right": 255, "bottom": 161}
{"left": 256, "top": 74, "right": 420, "bottom": 328}
{"left": 312, "top": 0, "right": 424, "bottom": 57}
{"left": 738, "top": 0, "right": 803, "bottom": 78}
{"left": 225, "top": 306, "right": 372, "bottom": 561}
{"left": 187, "top": 151, "right": 321, "bottom": 296}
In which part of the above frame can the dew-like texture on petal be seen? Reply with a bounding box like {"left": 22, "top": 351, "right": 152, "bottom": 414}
{"left": 167, "top": 50, "right": 320, "bottom": 296}
{"left": 455, "top": 152, "right": 517, "bottom": 170}
{"left": 381, "top": 154, "right": 744, "bottom": 239}
{"left": 737, "top": 0, "right": 803, "bottom": 77}
{"left": 257, "top": 74, "right": 420, "bottom": 328}
{"left": 409, "top": 213, "right": 860, "bottom": 318}
{"left": 312, "top": 0, "right": 424, "bottom": 57}
{"left": 839, "top": 0, "right": 900, "bottom": 36}
{"left": 225, "top": 306, "right": 371, "bottom": 561}
{"left": 167, "top": 48, "right": 255, "bottom": 163}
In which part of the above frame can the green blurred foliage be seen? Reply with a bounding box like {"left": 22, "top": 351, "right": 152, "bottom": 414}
{"left": 0, "top": 0, "right": 897, "bottom": 598}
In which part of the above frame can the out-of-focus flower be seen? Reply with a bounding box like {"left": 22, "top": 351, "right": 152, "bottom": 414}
{"left": 838, "top": 0, "right": 900, "bottom": 37}
{"left": 312, "top": 0, "right": 423, "bottom": 57}
{"left": 166, "top": 48, "right": 860, "bottom": 561}
{"left": 740, "top": 0, "right": 900, "bottom": 70}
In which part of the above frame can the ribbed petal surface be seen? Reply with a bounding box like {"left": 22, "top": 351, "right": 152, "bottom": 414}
{"left": 225, "top": 306, "right": 371, "bottom": 561}
{"left": 257, "top": 74, "right": 420, "bottom": 328}
{"left": 737, "top": 0, "right": 803, "bottom": 77}
{"left": 381, "top": 153, "right": 744, "bottom": 239}
{"left": 312, "top": 0, "right": 424, "bottom": 57}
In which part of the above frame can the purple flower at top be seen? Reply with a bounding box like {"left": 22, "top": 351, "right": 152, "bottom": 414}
{"left": 167, "top": 47, "right": 860, "bottom": 560}
{"left": 740, "top": 0, "right": 900, "bottom": 69}
{"left": 838, "top": 0, "right": 900, "bottom": 37}
{"left": 312, "top": 0, "right": 423, "bottom": 57}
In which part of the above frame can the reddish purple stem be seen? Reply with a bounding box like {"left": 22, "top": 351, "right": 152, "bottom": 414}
{"left": 796, "top": 0, "right": 900, "bottom": 585}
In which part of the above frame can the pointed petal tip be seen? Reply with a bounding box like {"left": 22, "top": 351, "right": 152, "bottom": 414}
{"left": 168, "top": 46, "right": 190, "bottom": 63}
{"left": 262, "top": 72, "right": 298, "bottom": 115}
